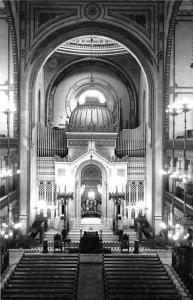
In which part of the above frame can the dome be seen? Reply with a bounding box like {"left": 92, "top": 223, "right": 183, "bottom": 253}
{"left": 68, "top": 100, "right": 114, "bottom": 132}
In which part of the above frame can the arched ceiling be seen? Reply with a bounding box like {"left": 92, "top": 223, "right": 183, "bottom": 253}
{"left": 45, "top": 35, "right": 140, "bottom": 129}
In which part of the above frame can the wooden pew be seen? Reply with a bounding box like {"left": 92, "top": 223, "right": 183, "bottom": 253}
{"left": 2, "top": 253, "right": 79, "bottom": 300}
{"left": 103, "top": 254, "right": 181, "bottom": 300}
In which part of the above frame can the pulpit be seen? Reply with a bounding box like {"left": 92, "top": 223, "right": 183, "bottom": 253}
{"left": 79, "top": 231, "right": 100, "bottom": 253}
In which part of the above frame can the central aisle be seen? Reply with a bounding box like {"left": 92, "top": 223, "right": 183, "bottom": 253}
{"left": 77, "top": 254, "right": 104, "bottom": 300}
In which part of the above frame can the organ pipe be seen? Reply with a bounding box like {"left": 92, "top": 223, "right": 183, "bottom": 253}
{"left": 116, "top": 123, "right": 146, "bottom": 157}
{"left": 37, "top": 122, "right": 67, "bottom": 157}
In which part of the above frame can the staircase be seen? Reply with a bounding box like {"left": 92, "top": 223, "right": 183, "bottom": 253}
{"left": 43, "top": 228, "right": 60, "bottom": 243}
{"left": 42, "top": 224, "right": 138, "bottom": 244}
{"left": 1, "top": 253, "right": 79, "bottom": 300}
{"left": 68, "top": 228, "right": 118, "bottom": 242}
{"left": 68, "top": 218, "right": 118, "bottom": 242}
{"left": 68, "top": 227, "right": 138, "bottom": 243}
{"left": 123, "top": 230, "right": 138, "bottom": 243}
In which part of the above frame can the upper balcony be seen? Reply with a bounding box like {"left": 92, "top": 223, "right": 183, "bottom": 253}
{"left": 165, "top": 138, "right": 193, "bottom": 160}
{"left": 164, "top": 190, "right": 193, "bottom": 217}
{"left": 0, "top": 137, "right": 18, "bottom": 153}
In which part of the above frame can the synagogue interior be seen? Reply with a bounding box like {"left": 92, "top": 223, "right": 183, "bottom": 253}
{"left": 0, "top": 1, "right": 193, "bottom": 299}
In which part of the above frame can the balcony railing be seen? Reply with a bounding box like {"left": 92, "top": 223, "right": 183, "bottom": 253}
{"left": 165, "top": 139, "right": 193, "bottom": 151}
{"left": 0, "top": 190, "right": 18, "bottom": 209}
{"left": 164, "top": 190, "right": 193, "bottom": 215}
{"left": 0, "top": 138, "right": 18, "bottom": 149}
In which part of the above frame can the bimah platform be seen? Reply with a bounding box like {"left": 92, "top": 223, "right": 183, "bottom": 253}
{"left": 79, "top": 231, "right": 100, "bottom": 253}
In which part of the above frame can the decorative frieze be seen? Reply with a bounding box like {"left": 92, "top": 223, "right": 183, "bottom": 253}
{"left": 177, "top": 9, "right": 193, "bottom": 16}
{"left": 68, "top": 140, "right": 89, "bottom": 147}
{"left": 66, "top": 122, "right": 119, "bottom": 133}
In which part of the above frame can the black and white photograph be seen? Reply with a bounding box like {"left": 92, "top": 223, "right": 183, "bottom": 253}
{"left": 0, "top": 0, "right": 193, "bottom": 299}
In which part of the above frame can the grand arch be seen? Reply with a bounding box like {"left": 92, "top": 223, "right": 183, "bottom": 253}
{"left": 45, "top": 57, "right": 138, "bottom": 127}
{"left": 19, "top": 20, "right": 162, "bottom": 234}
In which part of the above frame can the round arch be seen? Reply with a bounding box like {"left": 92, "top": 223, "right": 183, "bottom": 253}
{"left": 20, "top": 20, "right": 161, "bottom": 233}
{"left": 46, "top": 57, "right": 138, "bottom": 128}
{"left": 27, "top": 22, "right": 158, "bottom": 133}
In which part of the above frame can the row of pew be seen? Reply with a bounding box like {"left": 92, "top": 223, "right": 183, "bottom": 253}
{"left": 1, "top": 253, "right": 79, "bottom": 300}
{"left": 1, "top": 252, "right": 184, "bottom": 300}
{"left": 103, "top": 254, "right": 182, "bottom": 300}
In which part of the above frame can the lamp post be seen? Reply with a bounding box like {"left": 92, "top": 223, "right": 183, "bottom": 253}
{"left": 166, "top": 103, "right": 183, "bottom": 222}
{"left": 176, "top": 98, "right": 193, "bottom": 216}
{"left": 109, "top": 186, "right": 125, "bottom": 234}
{"left": 57, "top": 186, "right": 73, "bottom": 232}
{"left": 0, "top": 101, "right": 15, "bottom": 227}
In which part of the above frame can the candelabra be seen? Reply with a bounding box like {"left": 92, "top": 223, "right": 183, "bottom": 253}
{"left": 0, "top": 101, "right": 16, "bottom": 227}
{"left": 0, "top": 220, "right": 22, "bottom": 252}
{"left": 160, "top": 220, "right": 185, "bottom": 245}
{"left": 109, "top": 185, "right": 125, "bottom": 202}
{"left": 57, "top": 187, "right": 73, "bottom": 230}
{"left": 165, "top": 99, "right": 193, "bottom": 220}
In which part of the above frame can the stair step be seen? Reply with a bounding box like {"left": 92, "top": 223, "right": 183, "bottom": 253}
{"left": 43, "top": 228, "right": 138, "bottom": 243}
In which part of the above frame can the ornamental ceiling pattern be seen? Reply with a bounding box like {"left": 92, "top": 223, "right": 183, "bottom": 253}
{"left": 20, "top": 0, "right": 162, "bottom": 66}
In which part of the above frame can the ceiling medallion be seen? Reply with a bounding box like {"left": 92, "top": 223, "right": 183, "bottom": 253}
{"left": 84, "top": 2, "right": 101, "bottom": 20}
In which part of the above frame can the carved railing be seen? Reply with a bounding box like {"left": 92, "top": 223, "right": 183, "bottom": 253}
{"left": 116, "top": 123, "right": 146, "bottom": 157}
{"left": 37, "top": 123, "right": 67, "bottom": 157}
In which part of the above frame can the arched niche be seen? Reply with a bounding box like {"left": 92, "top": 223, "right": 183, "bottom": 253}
{"left": 80, "top": 164, "right": 102, "bottom": 219}
{"left": 74, "top": 160, "right": 108, "bottom": 225}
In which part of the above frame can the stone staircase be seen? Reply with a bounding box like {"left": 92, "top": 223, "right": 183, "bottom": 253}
{"left": 68, "top": 224, "right": 138, "bottom": 243}
{"left": 67, "top": 218, "right": 118, "bottom": 242}
{"left": 68, "top": 228, "right": 118, "bottom": 243}
{"left": 123, "top": 230, "right": 138, "bottom": 243}
{"left": 42, "top": 225, "right": 138, "bottom": 244}
{"left": 43, "top": 228, "right": 60, "bottom": 243}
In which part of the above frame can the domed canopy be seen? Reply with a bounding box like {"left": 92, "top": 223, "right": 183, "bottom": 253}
{"left": 67, "top": 99, "right": 114, "bottom": 132}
